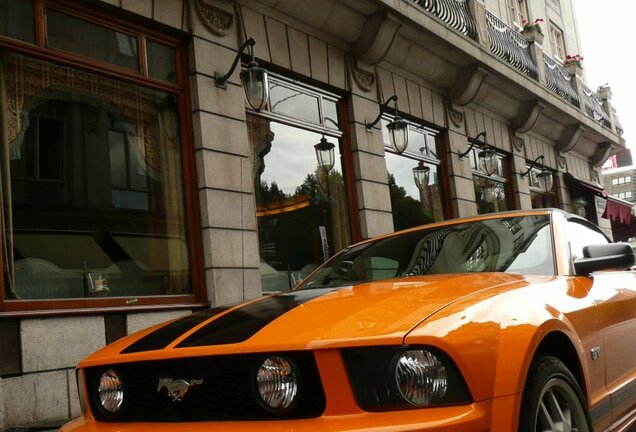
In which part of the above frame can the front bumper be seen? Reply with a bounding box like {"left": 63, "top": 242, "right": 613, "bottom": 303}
{"left": 60, "top": 397, "right": 513, "bottom": 432}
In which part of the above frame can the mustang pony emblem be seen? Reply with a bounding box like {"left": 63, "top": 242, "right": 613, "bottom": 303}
{"left": 157, "top": 378, "right": 203, "bottom": 401}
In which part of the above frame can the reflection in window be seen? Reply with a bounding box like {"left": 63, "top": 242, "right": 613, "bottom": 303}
{"left": 47, "top": 9, "right": 139, "bottom": 71}
{"left": 382, "top": 120, "right": 444, "bottom": 229}
{"left": 468, "top": 146, "right": 510, "bottom": 214}
{"left": 2, "top": 52, "right": 190, "bottom": 300}
{"left": 269, "top": 82, "right": 320, "bottom": 124}
{"left": 147, "top": 39, "right": 176, "bottom": 83}
{"left": 528, "top": 166, "right": 557, "bottom": 209}
{"left": 248, "top": 116, "right": 350, "bottom": 293}
{"left": 0, "top": 0, "right": 35, "bottom": 43}
{"left": 299, "top": 215, "right": 555, "bottom": 289}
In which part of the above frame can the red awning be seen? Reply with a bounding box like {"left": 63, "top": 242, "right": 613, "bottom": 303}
{"left": 603, "top": 197, "right": 633, "bottom": 225}
{"left": 611, "top": 215, "right": 636, "bottom": 242}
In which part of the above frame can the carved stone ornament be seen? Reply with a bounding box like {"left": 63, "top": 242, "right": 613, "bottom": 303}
{"left": 447, "top": 106, "right": 464, "bottom": 129}
{"left": 557, "top": 153, "right": 567, "bottom": 169}
{"left": 194, "top": 0, "right": 233, "bottom": 36}
{"left": 590, "top": 168, "right": 600, "bottom": 183}
{"left": 349, "top": 58, "right": 375, "bottom": 92}
{"left": 512, "top": 136, "right": 524, "bottom": 152}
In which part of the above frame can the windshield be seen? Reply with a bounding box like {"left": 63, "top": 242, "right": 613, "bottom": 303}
{"left": 298, "top": 215, "right": 554, "bottom": 289}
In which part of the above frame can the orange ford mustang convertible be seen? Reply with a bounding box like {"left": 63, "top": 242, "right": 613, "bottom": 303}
{"left": 61, "top": 209, "right": 636, "bottom": 432}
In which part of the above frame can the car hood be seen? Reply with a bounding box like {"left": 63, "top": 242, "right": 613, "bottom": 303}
{"left": 82, "top": 273, "right": 552, "bottom": 366}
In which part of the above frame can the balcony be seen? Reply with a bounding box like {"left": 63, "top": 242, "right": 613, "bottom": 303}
{"left": 406, "top": 0, "right": 619, "bottom": 137}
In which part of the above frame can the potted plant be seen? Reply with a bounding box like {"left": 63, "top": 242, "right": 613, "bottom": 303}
{"left": 563, "top": 54, "right": 584, "bottom": 76}
{"left": 521, "top": 18, "right": 544, "bottom": 44}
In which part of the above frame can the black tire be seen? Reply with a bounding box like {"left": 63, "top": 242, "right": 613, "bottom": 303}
{"left": 519, "top": 356, "right": 592, "bottom": 432}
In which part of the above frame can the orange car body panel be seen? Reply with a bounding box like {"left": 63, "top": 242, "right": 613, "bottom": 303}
{"left": 61, "top": 209, "right": 636, "bottom": 432}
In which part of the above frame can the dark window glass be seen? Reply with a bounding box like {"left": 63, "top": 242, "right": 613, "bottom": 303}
{"left": 299, "top": 215, "right": 555, "bottom": 289}
{"left": 2, "top": 52, "right": 189, "bottom": 300}
{"left": 0, "top": 0, "right": 35, "bottom": 43}
{"left": 147, "top": 39, "right": 176, "bottom": 83}
{"left": 47, "top": 9, "right": 139, "bottom": 71}
{"left": 248, "top": 115, "right": 350, "bottom": 293}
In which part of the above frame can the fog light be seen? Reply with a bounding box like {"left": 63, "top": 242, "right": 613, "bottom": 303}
{"left": 256, "top": 356, "right": 298, "bottom": 411}
{"left": 97, "top": 369, "right": 124, "bottom": 414}
{"left": 394, "top": 350, "right": 448, "bottom": 406}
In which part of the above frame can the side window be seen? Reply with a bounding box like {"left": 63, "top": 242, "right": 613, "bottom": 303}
{"left": 566, "top": 220, "right": 609, "bottom": 261}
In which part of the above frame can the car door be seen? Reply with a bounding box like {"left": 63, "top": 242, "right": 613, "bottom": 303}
{"left": 567, "top": 219, "right": 636, "bottom": 427}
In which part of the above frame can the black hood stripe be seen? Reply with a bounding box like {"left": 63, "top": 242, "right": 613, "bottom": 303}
{"left": 176, "top": 288, "right": 336, "bottom": 347}
{"left": 121, "top": 306, "right": 229, "bottom": 353}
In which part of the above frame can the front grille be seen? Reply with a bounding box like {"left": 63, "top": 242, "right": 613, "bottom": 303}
{"left": 85, "top": 351, "right": 325, "bottom": 422}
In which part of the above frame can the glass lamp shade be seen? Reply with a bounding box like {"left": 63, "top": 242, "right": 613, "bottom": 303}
{"left": 478, "top": 148, "right": 498, "bottom": 176}
{"left": 241, "top": 61, "right": 269, "bottom": 112}
{"left": 482, "top": 181, "right": 496, "bottom": 203}
{"left": 314, "top": 137, "right": 336, "bottom": 172}
{"left": 536, "top": 169, "right": 553, "bottom": 193}
{"left": 387, "top": 116, "right": 409, "bottom": 154}
{"left": 413, "top": 161, "right": 430, "bottom": 191}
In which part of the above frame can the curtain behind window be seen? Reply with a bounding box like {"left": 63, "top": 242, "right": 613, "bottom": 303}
{"left": 0, "top": 54, "right": 16, "bottom": 298}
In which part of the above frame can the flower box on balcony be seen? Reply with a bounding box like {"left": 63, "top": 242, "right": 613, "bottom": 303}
{"left": 521, "top": 27, "right": 544, "bottom": 45}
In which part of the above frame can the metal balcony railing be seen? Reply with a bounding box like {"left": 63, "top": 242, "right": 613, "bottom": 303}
{"left": 403, "top": 1, "right": 617, "bottom": 134}
{"left": 582, "top": 84, "right": 612, "bottom": 128}
{"left": 409, "top": 0, "right": 476, "bottom": 38}
{"left": 485, "top": 10, "right": 538, "bottom": 79}
{"left": 543, "top": 56, "right": 580, "bottom": 107}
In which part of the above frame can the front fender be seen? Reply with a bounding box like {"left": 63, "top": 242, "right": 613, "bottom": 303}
{"left": 403, "top": 279, "right": 589, "bottom": 403}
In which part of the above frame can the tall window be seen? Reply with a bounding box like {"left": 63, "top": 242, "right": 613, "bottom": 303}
{"left": 469, "top": 146, "right": 511, "bottom": 214}
{"left": 549, "top": 23, "right": 566, "bottom": 61}
{"left": 382, "top": 119, "right": 445, "bottom": 230}
{"left": 507, "top": 0, "right": 529, "bottom": 29}
{"left": 247, "top": 75, "right": 351, "bottom": 292}
{"left": 1, "top": 3, "right": 198, "bottom": 309}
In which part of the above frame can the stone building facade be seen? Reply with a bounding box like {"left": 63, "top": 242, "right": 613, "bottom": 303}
{"left": 0, "top": 0, "right": 625, "bottom": 428}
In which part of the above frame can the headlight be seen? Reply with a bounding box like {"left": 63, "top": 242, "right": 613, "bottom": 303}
{"left": 256, "top": 356, "right": 299, "bottom": 412}
{"left": 342, "top": 345, "right": 471, "bottom": 411}
{"left": 97, "top": 369, "right": 124, "bottom": 415}
{"left": 394, "top": 350, "right": 448, "bottom": 406}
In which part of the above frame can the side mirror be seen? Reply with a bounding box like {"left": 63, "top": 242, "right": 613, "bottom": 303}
{"left": 573, "top": 243, "right": 635, "bottom": 275}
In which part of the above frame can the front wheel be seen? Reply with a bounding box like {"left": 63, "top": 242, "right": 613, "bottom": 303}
{"left": 519, "top": 356, "right": 591, "bottom": 432}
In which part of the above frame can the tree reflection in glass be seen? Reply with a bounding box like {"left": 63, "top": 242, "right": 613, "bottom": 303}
{"left": 247, "top": 116, "right": 350, "bottom": 293}
{"left": 385, "top": 152, "right": 443, "bottom": 230}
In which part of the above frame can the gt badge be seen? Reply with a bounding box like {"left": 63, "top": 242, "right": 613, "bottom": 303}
{"left": 157, "top": 378, "right": 203, "bottom": 401}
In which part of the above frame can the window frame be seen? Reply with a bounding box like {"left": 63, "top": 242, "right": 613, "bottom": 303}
{"left": 0, "top": 0, "right": 206, "bottom": 315}
{"left": 382, "top": 116, "right": 450, "bottom": 225}
{"left": 549, "top": 22, "right": 566, "bottom": 61}
{"left": 508, "top": 0, "right": 529, "bottom": 30}
{"left": 245, "top": 72, "right": 361, "bottom": 283}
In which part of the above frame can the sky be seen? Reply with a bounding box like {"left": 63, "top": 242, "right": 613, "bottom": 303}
{"left": 575, "top": 1, "right": 633, "bottom": 156}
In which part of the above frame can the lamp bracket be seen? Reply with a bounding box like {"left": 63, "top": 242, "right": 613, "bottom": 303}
{"left": 215, "top": 37, "right": 256, "bottom": 89}
{"left": 459, "top": 131, "right": 487, "bottom": 159}
{"left": 366, "top": 95, "right": 398, "bottom": 130}
{"left": 521, "top": 155, "right": 546, "bottom": 177}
